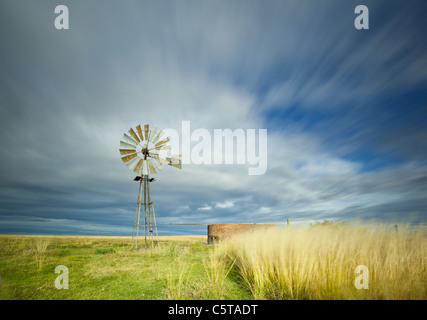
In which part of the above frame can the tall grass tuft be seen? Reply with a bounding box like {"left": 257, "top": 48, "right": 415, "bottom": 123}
{"left": 213, "top": 223, "right": 426, "bottom": 300}
{"left": 33, "top": 239, "right": 50, "bottom": 272}
{"left": 204, "top": 252, "right": 235, "bottom": 287}
{"left": 165, "top": 264, "right": 188, "bottom": 299}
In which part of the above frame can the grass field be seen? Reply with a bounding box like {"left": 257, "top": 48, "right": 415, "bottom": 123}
{"left": 0, "top": 234, "right": 248, "bottom": 300}
{"left": 0, "top": 223, "right": 425, "bottom": 300}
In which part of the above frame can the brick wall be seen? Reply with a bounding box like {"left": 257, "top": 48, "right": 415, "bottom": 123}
{"left": 207, "top": 223, "right": 276, "bottom": 244}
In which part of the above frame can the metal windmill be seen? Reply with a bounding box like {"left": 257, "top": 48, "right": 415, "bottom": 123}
{"left": 119, "top": 124, "right": 182, "bottom": 248}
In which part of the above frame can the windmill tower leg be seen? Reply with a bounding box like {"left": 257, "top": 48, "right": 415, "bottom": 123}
{"left": 144, "top": 175, "right": 159, "bottom": 248}
{"left": 132, "top": 176, "right": 144, "bottom": 249}
{"left": 148, "top": 178, "right": 159, "bottom": 246}
{"left": 131, "top": 175, "right": 159, "bottom": 249}
{"left": 143, "top": 175, "right": 147, "bottom": 247}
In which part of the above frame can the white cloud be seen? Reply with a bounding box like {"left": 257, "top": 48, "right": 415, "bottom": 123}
{"left": 215, "top": 201, "right": 234, "bottom": 209}
{"left": 197, "top": 205, "right": 212, "bottom": 211}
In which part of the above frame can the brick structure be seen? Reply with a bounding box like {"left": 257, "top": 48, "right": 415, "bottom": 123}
{"left": 207, "top": 223, "right": 276, "bottom": 244}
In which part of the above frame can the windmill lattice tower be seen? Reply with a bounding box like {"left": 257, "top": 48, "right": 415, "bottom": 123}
{"left": 119, "top": 124, "right": 182, "bottom": 248}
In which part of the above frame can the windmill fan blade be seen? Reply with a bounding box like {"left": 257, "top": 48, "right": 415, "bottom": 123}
{"left": 119, "top": 149, "right": 136, "bottom": 156}
{"left": 128, "top": 128, "right": 140, "bottom": 143}
{"left": 133, "top": 159, "right": 143, "bottom": 174}
{"left": 121, "top": 153, "right": 138, "bottom": 163}
{"left": 125, "top": 157, "right": 140, "bottom": 171}
{"left": 136, "top": 125, "right": 145, "bottom": 141}
{"left": 152, "top": 130, "right": 164, "bottom": 144}
{"left": 155, "top": 144, "right": 171, "bottom": 151}
{"left": 150, "top": 156, "right": 163, "bottom": 170}
{"left": 155, "top": 136, "right": 170, "bottom": 147}
{"left": 148, "top": 159, "right": 157, "bottom": 174}
{"left": 120, "top": 141, "right": 137, "bottom": 150}
{"left": 144, "top": 124, "right": 149, "bottom": 140}
{"left": 122, "top": 133, "right": 137, "bottom": 146}
{"left": 154, "top": 156, "right": 170, "bottom": 165}
{"left": 148, "top": 126, "right": 157, "bottom": 142}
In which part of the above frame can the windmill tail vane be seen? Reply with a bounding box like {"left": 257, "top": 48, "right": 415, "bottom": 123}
{"left": 119, "top": 124, "right": 182, "bottom": 248}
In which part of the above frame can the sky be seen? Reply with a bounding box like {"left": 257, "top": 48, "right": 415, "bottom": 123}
{"left": 0, "top": 0, "right": 426, "bottom": 236}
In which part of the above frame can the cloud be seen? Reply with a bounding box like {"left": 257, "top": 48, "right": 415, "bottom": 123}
{"left": 215, "top": 201, "right": 234, "bottom": 209}
{"left": 0, "top": 0, "right": 426, "bottom": 235}
{"left": 197, "top": 205, "right": 212, "bottom": 211}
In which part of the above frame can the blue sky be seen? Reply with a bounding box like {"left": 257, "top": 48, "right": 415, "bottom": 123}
{"left": 0, "top": 0, "right": 426, "bottom": 236}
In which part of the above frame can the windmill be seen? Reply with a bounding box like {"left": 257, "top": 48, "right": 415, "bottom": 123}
{"left": 119, "top": 124, "right": 182, "bottom": 248}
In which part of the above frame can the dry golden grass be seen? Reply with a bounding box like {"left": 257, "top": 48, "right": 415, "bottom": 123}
{"left": 208, "top": 223, "right": 426, "bottom": 300}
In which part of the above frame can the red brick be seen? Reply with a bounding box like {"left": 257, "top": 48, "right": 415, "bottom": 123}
{"left": 207, "top": 223, "right": 276, "bottom": 244}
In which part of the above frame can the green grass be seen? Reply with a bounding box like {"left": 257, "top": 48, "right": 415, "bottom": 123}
{"left": 0, "top": 235, "right": 249, "bottom": 300}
